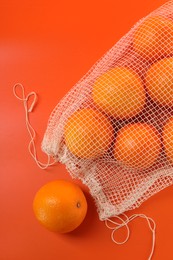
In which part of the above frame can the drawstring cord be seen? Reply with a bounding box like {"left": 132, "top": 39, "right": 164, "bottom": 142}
{"left": 13, "top": 83, "right": 55, "bottom": 169}
{"left": 105, "top": 213, "right": 156, "bottom": 260}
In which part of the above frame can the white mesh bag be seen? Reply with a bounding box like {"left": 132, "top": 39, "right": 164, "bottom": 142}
{"left": 39, "top": 1, "right": 173, "bottom": 221}
{"left": 41, "top": 0, "right": 173, "bottom": 222}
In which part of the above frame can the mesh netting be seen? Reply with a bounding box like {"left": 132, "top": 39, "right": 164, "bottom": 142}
{"left": 42, "top": 1, "right": 173, "bottom": 220}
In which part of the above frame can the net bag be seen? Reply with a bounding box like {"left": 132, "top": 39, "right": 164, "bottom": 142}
{"left": 41, "top": 0, "right": 173, "bottom": 221}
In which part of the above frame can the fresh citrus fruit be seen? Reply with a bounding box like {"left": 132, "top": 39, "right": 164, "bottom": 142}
{"left": 92, "top": 67, "right": 145, "bottom": 119}
{"left": 145, "top": 57, "right": 173, "bottom": 107}
{"left": 33, "top": 180, "right": 88, "bottom": 233}
{"left": 64, "top": 108, "right": 114, "bottom": 159}
{"left": 133, "top": 16, "right": 173, "bottom": 60}
{"left": 163, "top": 117, "right": 173, "bottom": 164}
{"left": 114, "top": 123, "right": 161, "bottom": 169}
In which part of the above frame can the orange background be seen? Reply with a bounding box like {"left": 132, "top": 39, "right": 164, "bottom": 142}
{"left": 1, "top": 0, "right": 173, "bottom": 259}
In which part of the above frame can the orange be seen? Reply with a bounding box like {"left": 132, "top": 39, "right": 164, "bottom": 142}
{"left": 145, "top": 57, "right": 173, "bottom": 107}
{"left": 133, "top": 16, "right": 173, "bottom": 60}
{"left": 163, "top": 117, "right": 173, "bottom": 164}
{"left": 114, "top": 123, "right": 161, "bottom": 169}
{"left": 92, "top": 67, "right": 145, "bottom": 119}
{"left": 64, "top": 108, "right": 114, "bottom": 158}
{"left": 33, "top": 180, "right": 88, "bottom": 233}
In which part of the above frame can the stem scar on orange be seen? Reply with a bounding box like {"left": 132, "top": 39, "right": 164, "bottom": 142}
{"left": 133, "top": 16, "right": 173, "bottom": 60}
{"left": 145, "top": 57, "right": 173, "bottom": 107}
{"left": 114, "top": 123, "right": 161, "bottom": 169}
{"left": 92, "top": 67, "right": 146, "bottom": 119}
{"left": 163, "top": 117, "right": 173, "bottom": 164}
{"left": 64, "top": 108, "right": 114, "bottom": 159}
{"left": 33, "top": 180, "right": 88, "bottom": 233}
